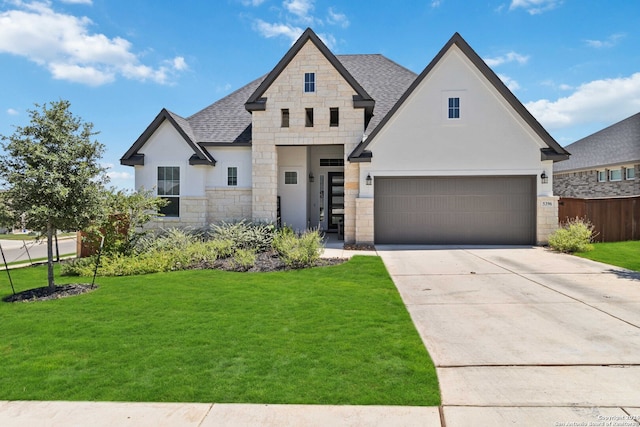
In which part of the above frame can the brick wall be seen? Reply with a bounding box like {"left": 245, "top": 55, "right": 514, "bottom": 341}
{"left": 554, "top": 164, "right": 640, "bottom": 198}
{"left": 206, "top": 188, "right": 252, "bottom": 224}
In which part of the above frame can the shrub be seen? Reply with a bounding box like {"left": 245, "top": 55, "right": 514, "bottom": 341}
{"left": 272, "top": 228, "right": 324, "bottom": 268}
{"left": 230, "top": 248, "right": 257, "bottom": 271}
{"left": 134, "top": 228, "right": 199, "bottom": 255}
{"left": 548, "top": 217, "right": 596, "bottom": 253}
{"left": 208, "top": 220, "right": 276, "bottom": 253}
{"left": 61, "top": 257, "right": 96, "bottom": 277}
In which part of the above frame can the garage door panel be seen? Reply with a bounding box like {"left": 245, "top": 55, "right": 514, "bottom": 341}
{"left": 374, "top": 176, "right": 536, "bottom": 245}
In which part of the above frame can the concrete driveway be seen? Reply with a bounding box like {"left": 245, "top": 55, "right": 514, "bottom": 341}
{"left": 377, "top": 246, "right": 640, "bottom": 426}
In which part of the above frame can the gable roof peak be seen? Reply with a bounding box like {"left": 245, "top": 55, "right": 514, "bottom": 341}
{"left": 245, "top": 27, "right": 374, "bottom": 112}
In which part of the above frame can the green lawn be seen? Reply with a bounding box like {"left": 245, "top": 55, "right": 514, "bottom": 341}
{"left": 575, "top": 240, "right": 640, "bottom": 271}
{"left": 0, "top": 256, "right": 440, "bottom": 405}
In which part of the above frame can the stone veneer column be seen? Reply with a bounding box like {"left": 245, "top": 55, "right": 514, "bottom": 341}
{"left": 537, "top": 196, "right": 560, "bottom": 245}
{"left": 355, "top": 198, "right": 374, "bottom": 244}
{"left": 252, "top": 143, "right": 278, "bottom": 223}
{"left": 343, "top": 155, "right": 359, "bottom": 244}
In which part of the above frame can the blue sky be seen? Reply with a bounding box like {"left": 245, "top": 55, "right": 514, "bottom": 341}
{"left": 1, "top": 0, "right": 639, "bottom": 190}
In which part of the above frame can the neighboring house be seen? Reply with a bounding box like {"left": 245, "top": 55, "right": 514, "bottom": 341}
{"left": 554, "top": 112, "right": 640, "bottom": 198}
{"left": 121, "top": 29, "right": 568, "bottom": 245}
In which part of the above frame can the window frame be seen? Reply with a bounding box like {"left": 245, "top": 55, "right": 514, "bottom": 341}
{"left": 284, "top": 171, "right": 298, "bottom": 185}
{"left": 157, "top": 166, "right": 180, "bottom": 217}
{"left": 448, "top": 97, "right": 460, "bottom": 119}
{"left": 281, "top": 108, "right": 289, "bottom": 128}
{"left": 330, "top": 107, "right": 339, "bottom": 127}
{"left": 305, "top": 108, "right": 314, "bottom": 127}
{"left": 626, "top": 167, "right": 636, "bottom": 180}
{"left": 304, "top": 72, "right": 315, "bottom": 93}
{"left": 597, "top": 170, "right": 607, "bottom": 182}
{"left": 227, "top": 166, "right": 238, "bottom": 186}
{"left": 609, "top": 168, "right": 622, "bottom": 182}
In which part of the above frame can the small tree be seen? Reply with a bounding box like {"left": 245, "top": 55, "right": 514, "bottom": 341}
{"left": 0, "top": 100, "right": 108, "bottom": 290}
{"left": 87, "top": 188, "right": 167, "bottom": 256}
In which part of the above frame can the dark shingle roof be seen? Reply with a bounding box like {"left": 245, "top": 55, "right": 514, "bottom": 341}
{"left": 554, "top": 112, "right": 640, "bottom": 172}
{"left": 336, "top": 54, "right": 416, "bottom": 135}
{"left": 174, "top": 55, "right": 416, "bottom": 144}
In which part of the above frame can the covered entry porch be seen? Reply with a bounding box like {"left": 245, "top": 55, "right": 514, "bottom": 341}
{"left": 277, "top": 145, "right": 345, "bottom": 232}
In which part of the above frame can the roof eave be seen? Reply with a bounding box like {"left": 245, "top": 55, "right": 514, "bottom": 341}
{"left": 120, "top": 154, "right": 144, "bottom": 166}
{"left": 348, "top": 150, "right": 372, "bottom": 163}
{"left": 541, "top": 148, "right": 570, "bottom": 162}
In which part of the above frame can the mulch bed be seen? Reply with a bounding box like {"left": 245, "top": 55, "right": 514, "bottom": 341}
{"left": 4, "top": 250, "right": 351, "bottom": 303}
{"left": 3, "top": 283, "right": 97, "bottom": 303}
{"left": 343, "top": 243, "right": 376, "bottom": 251}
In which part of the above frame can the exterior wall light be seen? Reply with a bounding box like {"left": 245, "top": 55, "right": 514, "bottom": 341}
{"left": 541, "top": 171, "right": 548, "bottom": 184}
{"left": 309, "top": 172, "right": 314, "bottom": 183}
{"left": 366, "top": 173, "right": 372, "bottom": 186}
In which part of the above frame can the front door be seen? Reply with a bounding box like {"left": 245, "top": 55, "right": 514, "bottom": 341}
{"left": 327, "top": 172, "right": 344, "bottom": 231}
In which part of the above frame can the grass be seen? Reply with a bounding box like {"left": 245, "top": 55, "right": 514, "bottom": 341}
{"left": 0, "top": 256, "right": 440, "bottom": 405}
{"left": 575, "top": 240, "right": 640, "bottom": 272}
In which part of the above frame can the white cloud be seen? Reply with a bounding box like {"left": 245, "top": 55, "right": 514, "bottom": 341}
{"left": 585, "top": 33, "right": 625, "bottom": 49}
{"left": 7, "top": 108, "right": 19, "bottom": 115}
{"left": 59, "top": 0, "right": 92, "bottom": 4}
{"left": 484, "top": 51, "right": 529, "bottom": 67}
{"left": 0, "top": 1, "right": 187, "bottom": 86}
{"left": 327, "top": 7, "right": 349, "bottom": 28}
{"left": 431, "top": 0, "right": 442, "bottom": 7}
{"left": 509, "top": 0, "right": 561, "bottom": 15}
{"left": 253, "top": 19, "right": 304, "bottom": 44}
{"left": 240, "top": 0, "right": 266, "bottom": 5}
{"left": 525, "top": 72, "right": 640, "bottom": 130}
{"left": 498, "top": 73, "right": 520, "bottom": 91}
{"left": 107, "top": 170, "right": 133, "bottom": 181}
{"left": 283, "top": 0, "right": 314, "bottom": 22}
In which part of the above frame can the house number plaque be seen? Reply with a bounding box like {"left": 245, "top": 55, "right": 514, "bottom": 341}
{"left": 541, "top": 201, "right": 554, "bottom": 207}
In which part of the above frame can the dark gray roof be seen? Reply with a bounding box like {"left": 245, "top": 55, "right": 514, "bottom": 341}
{"left": 554, "top": 112, "right": 640, "bottom": 172}
{"left": 337, "top": 54, "right": 416, "bottom": 135}
{"left": 121, "top": 53, "right": 416, "bottom": 167}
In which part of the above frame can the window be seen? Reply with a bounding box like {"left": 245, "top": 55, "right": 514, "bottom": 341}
{"left": 330, "top": 107, "right": 339, "bottom": 127}
{"left": 305, "top": 108, "right": 314, "bottom": 127}
{"left": 448, "top": 97, "right": 460, "bottom": 119}
{"left": 597, "top": 170, "right": 607, "bottom": 182}
{"left": 227, "top": 167, "right": 238, "bottom": 186}
{"left": 609, "top": 168, "right": 622, "bottom": 181}
{"left": 320, "top": 158, "right": 344, "bottom": 167}
{"left": 285, "top": 171, "right": 298, "bottom": 184}
{"left": 157, "top": 166, "right": 180, "bottom": 217}
{"left": 304, "top": 72, "right": 315, "bottom": 93}
{"left": 626, "top": 167, "right": 636, "bottom": 180}
{"left": 281, "top": 109, "right": 289, "bottom": 128}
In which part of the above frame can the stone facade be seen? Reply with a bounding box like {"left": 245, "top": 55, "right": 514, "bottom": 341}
{"left": 206, "top": 188, "right": 252, "bottom": 224}
{"left": 554, "top": 164, "right": 639, "bottom": 198}
{"left": 536, "top": 196, "right": 560, "bottom": 245}
{"left": 250, "top": 40, "right": 365, "bottom": 236}
{"left": 355, "top": 198, "right": 374, "bottom": 244}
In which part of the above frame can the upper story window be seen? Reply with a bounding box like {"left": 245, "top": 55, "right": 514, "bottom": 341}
{"left": 626, "top": 167, "right": 636, "bottom": 180}
{"left": 285, "top": 171, "right": 298, "bottom": 184}
{"left": 305, "top": 108, "right": 314, "bottom": 127}
{"left": 330, "top": 107, "right": 339, "bottom": 127}
{"left": 448, "top": 97, "right": 460, "bottom": 119}
{"left": 281, "top": 109, "right": 289, "bottom": 128}
{"left": 228, "top": 167, "right": 238, "bottom": 186}
{"left": 304, "top": 72, "right": 315, "bottom": 93}
{"left": 609, "top": 168, "right": 622, "bottom": 181}
{"left": 157, "top": 166, "right": 180, "bottom": 217}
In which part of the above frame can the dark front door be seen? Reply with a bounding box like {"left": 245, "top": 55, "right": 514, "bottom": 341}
{"left": 328, "top": 172, "right": 344, "bottom": 231}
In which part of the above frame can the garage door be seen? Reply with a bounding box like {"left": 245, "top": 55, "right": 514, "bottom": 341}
{"left": 374, "top": 176, "right": 536, "bottom": 245}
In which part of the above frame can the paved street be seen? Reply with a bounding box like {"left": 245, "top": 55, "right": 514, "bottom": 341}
{"left": 0, "top": 236, "right": 77, "bottom": 266}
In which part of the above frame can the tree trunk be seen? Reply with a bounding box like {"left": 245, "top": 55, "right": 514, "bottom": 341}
{"left": 47, "top": 221, "right": 55, "bottom": 290}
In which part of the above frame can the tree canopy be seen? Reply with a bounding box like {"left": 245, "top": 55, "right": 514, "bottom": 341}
{"left": 0, "top": 100, "right": 109, "bottom": 288}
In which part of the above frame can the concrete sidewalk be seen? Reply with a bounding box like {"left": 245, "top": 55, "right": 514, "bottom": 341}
{"left": 0, "top": 401, "right": 441, "bottom": 427}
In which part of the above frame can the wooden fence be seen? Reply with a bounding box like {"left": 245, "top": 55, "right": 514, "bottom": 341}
{"left": 558, "top": 196, "right": 640, "bottom": 242}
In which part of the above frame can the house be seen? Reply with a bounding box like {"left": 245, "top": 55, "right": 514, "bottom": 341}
{"left": 121, "top": 29, "right": 569, "bottom": 245}
{"left": 553, "top": 112, "right": 640, "bottom": 198}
